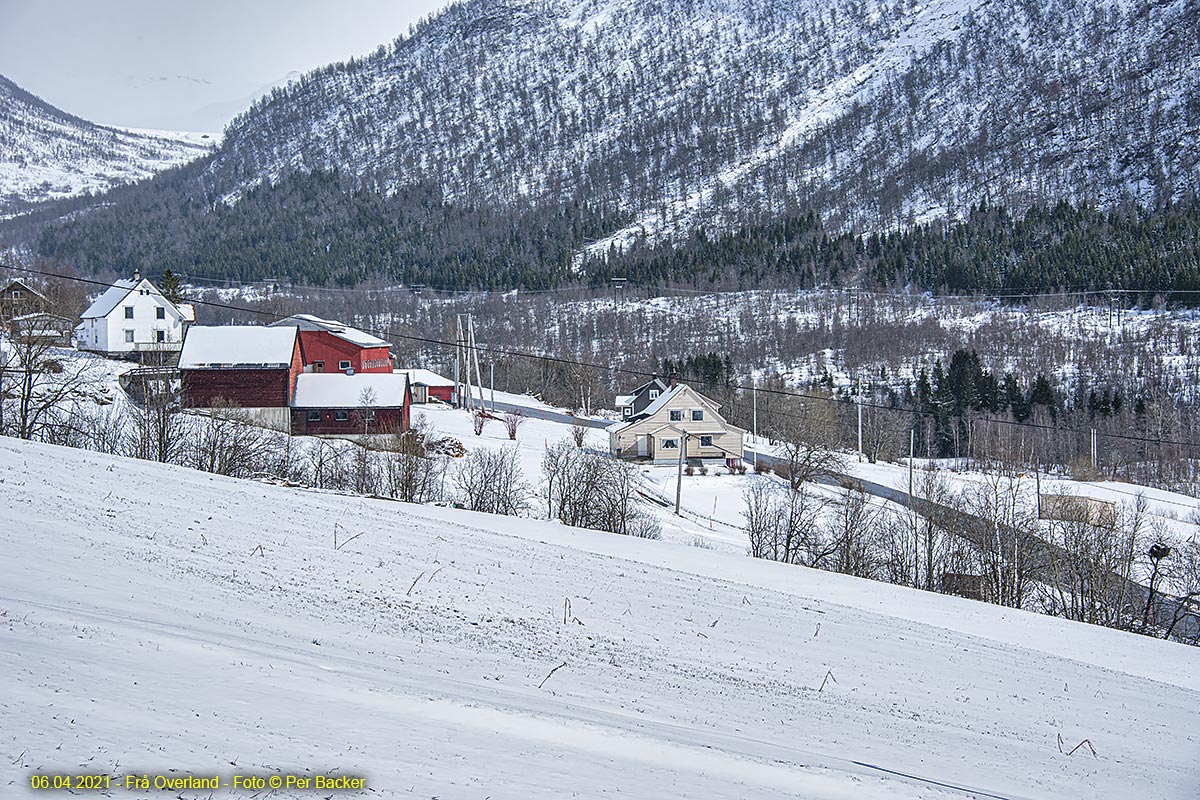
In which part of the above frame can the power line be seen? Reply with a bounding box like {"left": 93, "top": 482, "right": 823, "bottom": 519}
{"left": 9, "top": 264, "right": 1200, "bottom": 451}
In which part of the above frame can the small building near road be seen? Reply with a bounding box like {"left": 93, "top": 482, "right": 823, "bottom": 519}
{"left": 75, "top": 271, "right": 192, "bottom": 358}
{"left": 608, "top": 381, "right": 745, "bottom": 465}
{"left": 290, "top": 372, "right": 411, "bottom": 437}
{"left": 179, "top": 325, "right": 303, "bottom": 431}
{"left": 396, "top": 368, "right": 454, "bottom": 404}
{"left": 270, "top": 314, "right": 393, "bottom": 374}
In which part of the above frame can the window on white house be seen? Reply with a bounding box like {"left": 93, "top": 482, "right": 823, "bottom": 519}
{"left": 648, "top": 389, "right": 659, "bottom": 400}
{"left": 339, "top": 360, "right": 352, "bottom": 371}
{"left": 334, "top": 411, "right": 349, "bottom": 422}
{"left": 661, "top": 438, "right": 679, "bottom": 449}
{"left": 155, "top": 330, "right": 165, "bottom": 343}
{"left": 307, "top": 410, "right": 320, "bottom": 422}
{"left": 124, "top": 306, "right": 134, "bottom": 319}
{"left": 123, "top": 330, "right": 134, "bottom": 343}
{"left": 700, "top": 435, "right": 714, "bottom": 447}
{"left": 156, "top": 307, "right": 165, "bottom": 320}
{"left": 670, "top": 409, "right": 682, "bottom": 421}
{"left": 692, "top": 409, "right": 704, "bottom": 421}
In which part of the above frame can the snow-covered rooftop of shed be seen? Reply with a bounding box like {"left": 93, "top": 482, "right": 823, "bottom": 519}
{"left": 271, "top": 314, "right": 389, "bottom": 348}
{"left": 396, "top": 368, "right": 454, "bottom": 387}
{"left": 292, "top": 372, "right": 409, "bottom": 408}
{"left": 179, "top": 326, "right": 297, "bottom": 368}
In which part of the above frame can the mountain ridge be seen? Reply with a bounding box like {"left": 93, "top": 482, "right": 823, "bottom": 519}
{"left": 0, "top": 74, "right": 214, "bottom": 213}
{"left": 10, "top": 0, "right": 1200, "bottom": 288}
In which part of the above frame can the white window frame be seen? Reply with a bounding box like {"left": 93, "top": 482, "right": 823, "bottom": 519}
{"left": 692, "top": 409, "right": 704, "bottom": 421}
{"left": 307, "top": 410, "right": 321, "bottom": 422}
{"left": 669, "top": 409, "right": 682, "bottom": 421}
{"left": 700, "top": 435, "right": 714, "bottom": 447}
{"left": 124, "top": 306, "right": 134, "bottom": 319}
{"left": 339, "top": 360, "right": 352, "bottom": 371}
{"left": 123, "top": 329, "right": 135, "bottom": 343}
{"left": 156, "top": 307, "right": 166, "bottom": 320}
{"left": 334, "top": 410, "right": 349, "bottom": 422}
{"left": 661, "top": 438, "right": 679, "bottom": 449}
{"left": 648, "top": 389, "right": 659, "bottom": 400}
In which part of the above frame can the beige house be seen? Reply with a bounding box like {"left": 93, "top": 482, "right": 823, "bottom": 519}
{"left": 608, "top": 382, "right": 745, "bottom": 464}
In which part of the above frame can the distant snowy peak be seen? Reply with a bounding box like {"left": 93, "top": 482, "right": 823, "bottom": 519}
{"left": 0, "top": 74, "right": 215, "bottom": 212}
{"left": 200, "top": 0, "right": 1198, "bottom": 242}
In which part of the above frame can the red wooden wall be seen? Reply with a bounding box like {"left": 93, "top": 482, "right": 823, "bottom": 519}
{"left": 290, "top": 407, "right": 407, "bottom": 436}
{"left": 299, "top": 331, "right": 392, "bottom": 374}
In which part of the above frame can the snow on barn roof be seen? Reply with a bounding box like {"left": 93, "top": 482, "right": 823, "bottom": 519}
{"left": 179, "top": 326, "right": 298, "bottom": 369}
{"left": 396, "top": 368, "right": 453, "bottom": 387}
{"left": 270, "top": 314, "right": 389, "bottom": 348}
{"left": 80, "top": 279, "right": 137, "bottom": 319}
{"left": 292, "top": 372, "right": 409, "bottom": 408}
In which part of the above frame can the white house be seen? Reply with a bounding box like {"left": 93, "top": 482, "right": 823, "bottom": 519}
{"left": 75, "top": 271, "right": 193, "bottom": 357}
{"left": 607, "top": 381, "right": 745, "bottom": 465}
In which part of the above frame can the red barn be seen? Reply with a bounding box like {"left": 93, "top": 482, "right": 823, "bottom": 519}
{"left": 179, "top": 326, "right": 304, "bottom": 430}
{"left": 271, "top": 314, "right": 393, "bottom": 374}
{"left": 290, "top": 373, "right": 411, "bottom": 436}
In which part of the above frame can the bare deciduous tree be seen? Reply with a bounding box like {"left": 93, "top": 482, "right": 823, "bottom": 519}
{"left": 502, "top": 410, "right": 525, "bottom": 440}
{"left": 454, "top": 446, "right": 529, "bottom": 515}
{"left": 541, "top": 439, "right": 660, "bottom": 538}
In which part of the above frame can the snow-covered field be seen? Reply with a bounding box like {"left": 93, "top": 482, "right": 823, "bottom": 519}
{"left": 2, "top": 437, "right": 1199, "bottom": 799}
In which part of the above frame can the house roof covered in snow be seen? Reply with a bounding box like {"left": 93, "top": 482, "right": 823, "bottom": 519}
{"left": 80, "top": 280, "right": 137, "bottom": 319}
{"left": 396, "top": 368, "right": 454, "bottom": 387}
{"left": 636, "top": 383, "right": 686, "bottom": 417}
{"left": 79, "top": 277, "right": 186, "bottom": 321}
{"left": 292, "top": 372, "right": 409, "bottom": 408}
{"left": 270, "top": 314, "right": 389, "bottom": 348}
{"left": 179, "top": 326, "right": 298, "bottom": 369}
{"left": 3, "top": 278, "right": 46, "bottom": 300}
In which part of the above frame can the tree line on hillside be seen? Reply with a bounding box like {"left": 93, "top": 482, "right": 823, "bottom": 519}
{"left": 589, "top": 200, "right": 1200, "bottom": 296}
{"left": 23, "top": 187, "right": 1200, "bottom": 298}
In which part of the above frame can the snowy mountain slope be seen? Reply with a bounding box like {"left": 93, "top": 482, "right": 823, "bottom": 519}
{"left": 3, "top": 438, "right": 1199, "bottom": 799}
{"left": 0, "top": 74, "right": 213, "bottom": 212}
{"left": 196, "top": 0, "right": 1197, "bottom": 240}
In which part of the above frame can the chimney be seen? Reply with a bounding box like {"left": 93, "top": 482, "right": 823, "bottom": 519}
{"left": 133, "top": 269, "right": 141, "bottom": 283}
{"left": 670, "top": 371, "right": 678, "bottom": 389}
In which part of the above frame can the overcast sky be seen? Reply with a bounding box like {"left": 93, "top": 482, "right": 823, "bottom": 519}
{"left": 0, "top": 0, "right": 451, "bottom": 132}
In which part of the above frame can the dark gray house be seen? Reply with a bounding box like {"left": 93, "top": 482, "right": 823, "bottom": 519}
{"left": 615, "top": 376, "right": 671, "bottom": 420}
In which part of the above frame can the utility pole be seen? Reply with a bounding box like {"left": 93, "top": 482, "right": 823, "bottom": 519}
{"left": 909, "top": 428, "right": 917, "bottom": 588}
{"left": 675, "top": 431, "right": 689, "bottom": 516}
{"left": 453, "top": 314, "right": 463, "bottom": 409}
{"left": 490, "top": 362, "right": 495, "bottom": 412}
{"left": 857, "top": 397, "right": 864, "bottom": 463}
{"left": 470, "top": 315, "right": 485, "bottom": 413}
{"left": 752, "top": 384, "right": 758, "bottom": 469}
